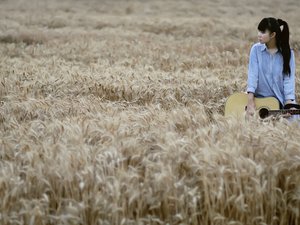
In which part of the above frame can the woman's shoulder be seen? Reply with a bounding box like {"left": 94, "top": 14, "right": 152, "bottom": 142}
{"left": 251, "top": 42, "right": 265, "bottom": 50}
{"left": 249, "top": 43, "right": 265, "bottom": 56}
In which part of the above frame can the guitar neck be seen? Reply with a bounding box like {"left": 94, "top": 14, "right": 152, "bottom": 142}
{"left": 269, "top": 109, "right": 300, "bottom": 116}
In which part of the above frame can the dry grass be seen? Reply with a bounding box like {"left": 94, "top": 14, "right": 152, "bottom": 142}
{"left": 1, "top": 0, "right": 300, "bottom": 224}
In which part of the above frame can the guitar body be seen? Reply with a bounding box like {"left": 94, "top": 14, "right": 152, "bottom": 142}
{"left": 224, "top": 92, "right": 280, "bottom": 118}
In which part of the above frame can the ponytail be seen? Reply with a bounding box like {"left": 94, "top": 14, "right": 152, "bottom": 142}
{"left": 277, "top": 19, "right": 291, "bottom": 75}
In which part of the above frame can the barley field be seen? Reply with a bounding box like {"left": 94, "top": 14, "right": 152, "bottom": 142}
{"left": 1, "top": 0, "right": 300, "bottom": 224}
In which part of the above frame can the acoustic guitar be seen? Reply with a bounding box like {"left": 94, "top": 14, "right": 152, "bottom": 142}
{"left": 224, "top": 92, "right": 300, "bottom": 119}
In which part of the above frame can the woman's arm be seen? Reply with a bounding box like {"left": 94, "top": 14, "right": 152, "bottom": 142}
{"left": 284, "top": 50, "right": 296, "bottom": 105}
{"left": 247, "top": 45, "right": 259, "bottom": 94}
{"left": 246, "top": 45, "right": 259, "bottom": 115}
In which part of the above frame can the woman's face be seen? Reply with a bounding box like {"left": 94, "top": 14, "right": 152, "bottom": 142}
{"left": 257, "top": 30, "right": 274, "bottom": 44}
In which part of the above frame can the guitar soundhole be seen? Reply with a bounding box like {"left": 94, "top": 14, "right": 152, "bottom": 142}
{"left": 259, "top": 108, "right": 269, "bottom": 119}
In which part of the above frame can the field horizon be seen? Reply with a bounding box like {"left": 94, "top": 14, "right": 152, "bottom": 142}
{"left": 1, "top": 0, "right": 300, "bottom": 224}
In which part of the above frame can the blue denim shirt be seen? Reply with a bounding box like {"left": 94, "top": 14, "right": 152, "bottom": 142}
{"left": 247, "top": 43, "right": 295, "bottom": 106}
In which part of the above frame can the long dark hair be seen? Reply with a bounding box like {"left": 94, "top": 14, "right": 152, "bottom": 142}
{"left": 258, "top": 17, "right": 291, "bottom": 75}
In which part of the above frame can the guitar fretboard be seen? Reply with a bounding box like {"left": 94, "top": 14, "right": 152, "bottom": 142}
{"left": 259, "top": 108, "right": 300, "bottom": 119}
{"left": 268, "top": 109, "right": 300, "bottom": 116}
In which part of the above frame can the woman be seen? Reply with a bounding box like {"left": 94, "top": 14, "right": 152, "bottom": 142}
{"left": 246, "top": 17, "right": 297, "bottom": 117}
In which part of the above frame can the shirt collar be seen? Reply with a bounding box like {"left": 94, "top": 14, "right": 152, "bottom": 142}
{"left": 260, "top": 44, "right": 267, "bottom": 52}
{"left": 260, "top": 44, "right": 279, "bottom": 54}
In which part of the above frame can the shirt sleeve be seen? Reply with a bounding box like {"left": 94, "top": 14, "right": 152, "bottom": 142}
{"left": 283, "top": 50, "right": 295, "bottom": 101}
{"left": 247, "top": 45, "right": 259, "bottom": 93}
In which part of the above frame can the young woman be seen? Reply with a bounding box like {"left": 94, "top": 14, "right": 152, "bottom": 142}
{"left": 246, "top": 17, "right": 297, "bottom": 117}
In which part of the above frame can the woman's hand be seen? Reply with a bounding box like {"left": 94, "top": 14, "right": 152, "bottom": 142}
{"left": 283, "top": 100, "right": 297, "bottom": 118}
{"left": 246, "top": 93, "right": 256, "bottom": 116}
{"left": 246, "top": 101, "right": 256, "bottom": 116}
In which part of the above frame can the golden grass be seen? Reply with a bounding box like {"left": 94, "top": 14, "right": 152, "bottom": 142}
{"left": 1, "top": 0, "right": 300, "bottom": 224}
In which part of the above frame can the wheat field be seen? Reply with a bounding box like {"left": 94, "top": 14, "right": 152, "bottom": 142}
{"left": 1, "top": 0, "right": 300, "bottom": 224}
